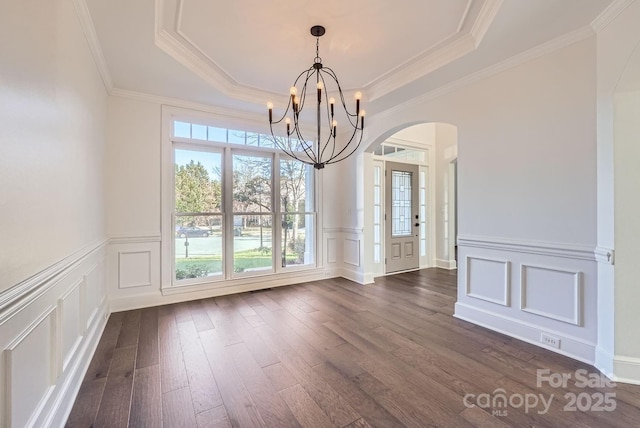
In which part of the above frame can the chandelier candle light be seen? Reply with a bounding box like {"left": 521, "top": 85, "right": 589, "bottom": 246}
{"left": 267, "top": 25, "right": 365, "bottom": 169}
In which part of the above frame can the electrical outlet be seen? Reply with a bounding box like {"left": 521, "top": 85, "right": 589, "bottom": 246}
{"left": 540, "top": 333, "right": 560, "bottom": 349}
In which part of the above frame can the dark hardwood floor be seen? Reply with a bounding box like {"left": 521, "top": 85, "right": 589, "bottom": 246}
{"left": 66, "top": 269, "right": 640, "bottom": 427}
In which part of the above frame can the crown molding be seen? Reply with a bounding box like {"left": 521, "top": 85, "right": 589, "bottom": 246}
{"left": 457, "top": 0, "right": 474, "bottom": 33}
{"left": 71, "top": 0, "right": 114, "bottom": 92}
{"left": 154, "top": 0, "right": 502, "bottom": 104}
{"left": 112, "top": 22, "right": 594, "bottom": 131}
{"left": 154, "top": 0, "right": 286, "bottom": 107}
{"left": 376, "top": 24, "right": 595, "bottom": 121}
{"left": 365, "top": 34, "right": 477, "bottom": 101}
{"left": 109, "top": 88, "right": 266, "bottom": 124}
{"left": 365, "top": 0, "right": 503, "bottom": 101}
{"left": 471, "top": 0, "right": 504, "bottom": 45}
{"left": 591, "top": 0, "right": 636, "bottom": 33}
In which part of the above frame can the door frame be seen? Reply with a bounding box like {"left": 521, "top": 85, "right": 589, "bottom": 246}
{"left": 384, "top": 161, "right": 420, "bottom": 274}
{"left": 447, "top": 158, "right": 458, "bottom": 269}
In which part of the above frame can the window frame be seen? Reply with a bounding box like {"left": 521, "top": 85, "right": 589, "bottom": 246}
{"left": 162, "top": 107, "right": 321, "bottom": 292}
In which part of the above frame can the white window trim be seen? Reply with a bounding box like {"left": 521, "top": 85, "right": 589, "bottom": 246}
{"left": 371, "top": 139, "right": 435, "bottom": 272}
{"left": 160, "top": 105, "right": 326, "bottom": 295}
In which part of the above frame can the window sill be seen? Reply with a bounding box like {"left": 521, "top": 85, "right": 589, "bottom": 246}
{"left": 161, "top": 266, "right": 329, "bottom": 297}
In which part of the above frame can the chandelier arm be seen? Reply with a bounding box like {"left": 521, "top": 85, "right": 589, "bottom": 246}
{"left": 270, "top": 67, "right": 316, "bottom": 164}
{"left": 268, "top": 123, "right": 299, "bottom": 159}
{"left": 320, "top": 124, "right": 335, "bottom": 162}
{"left": 317, "top": 68, "right": 361, "bottom": 160}
{"left": 322, "top": 67, "right": 360, "bottom": 128}
{"left": 319, "top": 83, "right": 336, "bottom": 162}
{"left": 295, "top": 69, "right": 314, "bottom": 117}
{"left": 320, "top": 101, "right": 340, "bottom": 162}
{"left": 318, "top": 72, "right": 334, "bottom": 131}
{"left": 292, "top": 124, "right": 318, "bottom": 164}
{"left": 326, "top": 120, "right": 361, "bottom": 162}
{"left": 277, "top": 136, "right": 309, "bottom": 165}
{"left": 270, "top": 93, "right": 293, "bottom": 125}
{"left": 325, "top": 129, "right": 364, "bottom": 166}
{"left": 268, "top": 112, "right": 315, "bottom": 167}
{"left": 290, "top": 68, "right": 322, "bottom": 164}
{"left": 315, "top": 68, "right": 321, "bottom": 166}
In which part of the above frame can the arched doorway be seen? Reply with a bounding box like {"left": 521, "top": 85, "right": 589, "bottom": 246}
{"left": 363, "top": 122, "right": 458, "bottom": 277}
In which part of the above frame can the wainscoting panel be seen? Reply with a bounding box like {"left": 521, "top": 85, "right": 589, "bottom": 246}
{"left": 455, "top": 235, "right": 597, "bottom": 364}
{"left": 108, "top": 236, "right": 161, "bottom": 301}
{"left": 344, "top": 238, "right": 361, "bottom": 267}
{"left": 58, "top": 280, "right": 84, "bottom": 372}
{"left": 118, "top": 250, "right": 152, "bottom": 289}
{"left": 0, "top": 240, "right": 108, "bottom": 428}
{"left": 323, "top": 228, "right": 371, "bottom": 284}
{"left": 4, "top": 307, "right": 56, "bottom": 428}
{"left": 465, "top": 256, "right": 510, "bottom": 306}
{"left": 327, "top": 237, "right": 338, "bottom": 264}
{"left": 521, "top": 264, "right": 582, "bottom": 325}
{"left": 84, "top": 260, "right": 105, "bottom": 331}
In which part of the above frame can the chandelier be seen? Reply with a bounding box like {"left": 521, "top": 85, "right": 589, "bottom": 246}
{"left": 267, "top": 25, "right": 365, "bottom": 169}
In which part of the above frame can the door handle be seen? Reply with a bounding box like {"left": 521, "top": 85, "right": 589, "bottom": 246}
{"left": 414, "top": 223, "right": 419, "bottom": 227}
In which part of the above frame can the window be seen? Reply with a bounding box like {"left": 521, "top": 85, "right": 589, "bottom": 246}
{"left": 391, "top": 170, "right": 413, "bottom": 237}
{"left": 232, "top": 153, "right": 273, "bottom": 274}
{"left": 280, "top": 158, "right": 315, "bottom": 268}
{"left": 419, "top": 169, "right": 427, "bottom": 257}
{"left": 174, "top": 149, "right": 223, "bottom": 280}
{"left": 374, "top": 143, "right": 426, "bottom": 162}
{"left": 170, "top": 119, "right": 316, "bottom": 285}
{"left": 373, "top": 165, "right": 382, "bottom": 263}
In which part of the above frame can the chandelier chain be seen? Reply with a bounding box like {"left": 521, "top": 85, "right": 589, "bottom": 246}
{"left": 315, "top": 36, "right": 322, "bottom": 65}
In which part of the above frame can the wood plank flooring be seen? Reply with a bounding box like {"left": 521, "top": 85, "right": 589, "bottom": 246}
{"left": 66, "top": 269, "right": 640, "bottom": 427}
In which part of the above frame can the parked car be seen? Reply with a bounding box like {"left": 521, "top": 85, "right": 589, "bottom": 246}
{"left": 176, "top": 226, "right": 210, "bottom": 238}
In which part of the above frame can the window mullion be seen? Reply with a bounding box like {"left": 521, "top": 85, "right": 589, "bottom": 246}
{"left": 223, "top": 147, "right": 233, "bottom": 279}
{"left": 274, "top": 152, "right": 282, "bottom": 273}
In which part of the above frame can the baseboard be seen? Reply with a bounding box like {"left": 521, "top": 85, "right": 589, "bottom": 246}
{"left": 454, "top": 302, "right": 596, "bottom": 365}
{"left": 612, "top": 356, "right": 640, "bottom": 385}
{"left": 110, "top": 269, "right": 341, "bottom": 312}
{"left": 595, "top": 346, "right": 615, "bottom": 379}
{"left": 340, "top": 267, "right": 374, "bottom": 285}
{"left": 435, "top": 258, "right": 457, "bottom": 270}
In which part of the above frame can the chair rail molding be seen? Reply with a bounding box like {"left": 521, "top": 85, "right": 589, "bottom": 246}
{"left": 458, "top": 234, "right": 597, "bottom": 261}
{"left": 0, "top": 240, "right": 109, "bottom": 428}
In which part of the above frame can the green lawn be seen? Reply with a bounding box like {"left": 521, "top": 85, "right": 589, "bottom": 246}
{"left": 175, "top": 247, "right": 302, "bottom": 279}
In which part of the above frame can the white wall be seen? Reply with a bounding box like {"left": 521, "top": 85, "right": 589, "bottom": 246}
{"left": 0, "top": 0, "right": 110, "bottom": 426}
{"left": 0, "top": 0, "right": 108, "bottom": 292}
{"left": 367, "top": 37, "right": 599, "bottom": 364}
{"left": 434, "top": 123, "right": 458, "bottom": 268}
{"left": 595, "top": 0, "right": 640, "bottom": 384}
{"left": 106, "top": 97, "right": 162, "bottom": 237}
{"left": 614, "top": 89, "right": 640, "bottom": 363}
{"left": 104, "top": 97, "right": 351, "bottom": 309}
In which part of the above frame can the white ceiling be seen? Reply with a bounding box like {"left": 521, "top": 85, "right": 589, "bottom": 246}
{"left": 84, "top": 0, "right": 614, "bottom": 115}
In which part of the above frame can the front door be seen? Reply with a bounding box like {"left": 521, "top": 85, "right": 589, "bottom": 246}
{"left": 385, "top": 162, "right": 419, "bottom": 273}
